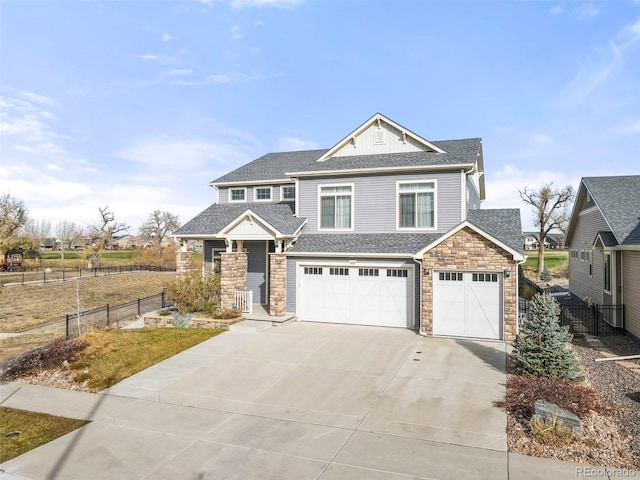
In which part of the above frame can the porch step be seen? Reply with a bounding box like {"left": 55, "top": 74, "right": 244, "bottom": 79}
{"left": 229, "top": 320, "right": 273, "bottom": 333}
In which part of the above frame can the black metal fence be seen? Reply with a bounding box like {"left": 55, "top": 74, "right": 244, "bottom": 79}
{"left": 1, "top": 265, "right": 174, "bottom": 286}
{"left": 559, "top": 303, "right": 625, "bottom": 337}
{"left": 520, "top": 299, "right": 625, "bottom": 337}
{"left": 66, "top": 290, "right": 171, "bottom": 339}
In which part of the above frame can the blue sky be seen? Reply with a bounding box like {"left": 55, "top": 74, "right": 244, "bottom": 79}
{"left": 1, "top": 0, "right": 639, "bottom": 233}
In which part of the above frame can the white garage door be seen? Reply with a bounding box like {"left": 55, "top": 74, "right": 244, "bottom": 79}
{"left": 298, "top": 265, "right": 413, "bottom": 328}
{"left": 433, "top": 271, "right": 502, "bottom": 339}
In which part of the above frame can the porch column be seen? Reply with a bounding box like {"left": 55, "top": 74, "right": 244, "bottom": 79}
{"left": 175, "top": 245, "right": 192, "bottom": 279}
{"left": 220, "top": 252, "right": 248, "bottom": 310}
{"left": 269, "top": 253, "right": 286, "bottom": 316}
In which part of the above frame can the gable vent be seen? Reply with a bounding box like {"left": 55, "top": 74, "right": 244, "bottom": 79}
{"left": 374, "top": 128, "right": 385, "bottom": 145}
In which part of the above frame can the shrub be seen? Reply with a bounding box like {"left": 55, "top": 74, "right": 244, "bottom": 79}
{"left": 166, "top": 270, "right": 220, "bottom": 316}
{"left": 0, "top": 338, "right": 88, "bottom": 379}
{"left": 213, "top": 307, "right": 241, "bottom": 319}
{"left": 497, "top": 374, "right": 608, "bottom": 420}
{"left": 512, "top": 293, "right": 584, "bottom": 381}
{"left": 529, "top": 414, "right": 575, "bottom": 446}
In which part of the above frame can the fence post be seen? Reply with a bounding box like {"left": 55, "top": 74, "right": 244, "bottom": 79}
{"left": 106, "top": 304, "right": 110, "bottom": 327}
{"left": 138, "top": 298, "right": 141, "bottom": 316}
{"left": 161, "top": 289, "right": 166, "bottom": 308}
{"left": 591, "top": 304, "right": 598, "bottom": 336}
{"left": 43, "top": 271, "right": 46, "bottom": 283}
{"left": 63, "top": 269, "right": 65, "bottom": 282}
{"left": 66, "top": 314, "right": 70, "bottom": 339}
{"left": 22, "top": 272, "right": 25, "bottom": 285}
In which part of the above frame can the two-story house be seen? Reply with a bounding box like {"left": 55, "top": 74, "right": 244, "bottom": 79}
{"left": 174, "top": 114, "right": 525, "bottom": 342}
{"left": 565, "top": 175, "right": 640, "bottom": 340}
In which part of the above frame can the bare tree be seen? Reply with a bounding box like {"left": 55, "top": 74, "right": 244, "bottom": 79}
{"left": 0, "top": 193, "right": 29, "bottom": 248}
{"left": 139, "top": 210, "right": 180, "bottom": 254}
{"left": 55, "top": 220, "right": 82, "bottom": 259}
{"left": 520, "top": 182, "right": 574, "bottom": 275}
{"left": 88, "top": 206, "right": 129, "bottom": 260}
{"left": 22, "top": 218, "right": 51, "bottom": 252}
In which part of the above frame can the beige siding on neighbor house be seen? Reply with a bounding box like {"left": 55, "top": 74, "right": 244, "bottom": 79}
{"left": 623, "top": 251, "right": 640, "bottom": 339}
{"left": 568, "top": 207, "right": 609, "bottom": 304}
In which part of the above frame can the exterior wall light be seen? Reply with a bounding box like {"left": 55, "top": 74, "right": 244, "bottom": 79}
{"left": 504, "top": 267, "right": 512, "bottom": 278}
{"left": 424, "top": 266, "right": 431, "bottom": 276}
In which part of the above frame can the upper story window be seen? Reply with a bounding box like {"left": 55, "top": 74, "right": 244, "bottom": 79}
{"left": 282, "top": 185, "right": 295, "bottom": 201}
{"left": 230, "top": 187, "right": 246, "bottom": 203}
{"left": 255, "top": 186, "right": 272, "bottom": 202}
{"left": 397, "top": 181, "right": 436, "bottom": 229}
{"left": 319, "top": 184, "right": 353, "bottom": 230}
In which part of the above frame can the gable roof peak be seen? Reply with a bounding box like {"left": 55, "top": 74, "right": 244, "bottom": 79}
{"left": 316, "top": 113, "right": 446, "bottom": 162}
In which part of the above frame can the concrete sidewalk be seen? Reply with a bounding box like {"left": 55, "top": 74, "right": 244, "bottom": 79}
{"left": 0, "top": 322, "right": 626, "bottom": 479}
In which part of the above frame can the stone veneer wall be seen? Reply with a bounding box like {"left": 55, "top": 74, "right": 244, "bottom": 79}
{"left": 421, "top": 227, "right": 518, "bottom": 343}
{"left": 269, "top": 253, "right": 286, "bottom": 316}
{"left": 220, "top": 252, "right": 248, "bottom": 309}
{"left": 176, "top": 250, "right": 192, "bottom": 279}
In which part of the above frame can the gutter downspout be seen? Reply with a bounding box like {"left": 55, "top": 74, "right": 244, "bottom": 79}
{"left": 414, "top": 258, "right": 427, "bottom": 336}
{"left": 515, "top": 256, "right": 528, "bottom": 336}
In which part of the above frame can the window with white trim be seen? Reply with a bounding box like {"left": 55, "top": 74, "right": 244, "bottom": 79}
{"left": 359, "top": 268, "right": 379, "bottom": 277}
{"left": 255, "top": 187, "right": 272, "bottom": 201}
{"left": 472, "top": 273, "right": 498, "bottom": 283}
{"left": 387, "top": 269, "right": 409, "bottom": 278}
{"left": 230, "top": 188, "right": 246, "bottom": 202}
{"left": 319, "top": 185, "right": 352, "bottom": 230}
{"left": 282, "top": 185, "right": 295, "bottom": 201}
{"left": 604, "top": 252, "right": 611, "bottom": 292}
{"left": 398, "top": 181, "right": 435, "bottom": 229}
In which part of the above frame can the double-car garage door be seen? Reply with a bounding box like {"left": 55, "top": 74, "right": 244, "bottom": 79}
{"left": 298, "top": 264, "right": 503, "bottom": 339}
{"left": 298, "top": 265, "right": 413, "bottom": 328}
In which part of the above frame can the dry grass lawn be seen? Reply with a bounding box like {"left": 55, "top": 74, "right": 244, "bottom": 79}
{"left": 0, "top": 271, "right": 175, "bottom": 333}
{"left": 0, "top": 271, "right": 175, "bottom": 362}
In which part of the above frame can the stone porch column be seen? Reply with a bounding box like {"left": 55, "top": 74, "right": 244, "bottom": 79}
{"left": 175, "top": 247, "right": 192, "bottom": 279}
{"left": 269, "top": 253, "right": 286, "bottom": 316}
{"left": 220, "top": 252, "right": 248, "bottom": 310}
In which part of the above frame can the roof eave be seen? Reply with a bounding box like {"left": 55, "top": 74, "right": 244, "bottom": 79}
{"left": 286, "top": 163, "right": 474, "bottom": 178}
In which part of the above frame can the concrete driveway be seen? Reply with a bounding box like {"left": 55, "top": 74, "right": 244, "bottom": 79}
{"left": 0, "top": 321, "right": 593, "bottom": 479}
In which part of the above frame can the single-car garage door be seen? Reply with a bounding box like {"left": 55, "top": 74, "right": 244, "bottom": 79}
{"left": 298, "top": 265, "right": 413, "bottom": 328}
{"left": 433, "top": 271, "right": 502, "bottom": 339}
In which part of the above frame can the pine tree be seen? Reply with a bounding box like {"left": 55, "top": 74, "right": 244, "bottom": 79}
{"left": 513, "top": 293, "right": 584, "bottom": 381}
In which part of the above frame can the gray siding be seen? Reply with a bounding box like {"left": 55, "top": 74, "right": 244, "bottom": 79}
{"left": 246, "top": 240, "right": 268, "bottom": 304}
{"left": 568, "top": 208, "right": 609, "bottom": 303}
{"left": 623, "top": 251, "right": 640, "bottom": 339}
{"left": 218, "top": 185, "right": 284, "bottom": 204}
{"left": 466, "top": 175, "right": 481, "bottom": 211}
{"left": 203, "top": 239, "right": 226, "bottom": 265}
{"left": 286, "top": 257, "right": 297, "bottom": 313}
{"left": 297, "top": 171, "right": 463, "bottom": 233}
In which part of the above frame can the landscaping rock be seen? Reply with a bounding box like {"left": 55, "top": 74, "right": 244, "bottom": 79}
{"left": 532, "top": 399, "right": 582, "bottom": 436}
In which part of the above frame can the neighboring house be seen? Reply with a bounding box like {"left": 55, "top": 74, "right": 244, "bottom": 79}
{"left": 565, "top": 175, "right": 640, "bottom": 339}
{"left": 522, "top": 232, "right": 538, "bottom": 251}
{"left": 522, "top": 231, "right": 564, "bottom": 251}
{"left": 174, "top": 113, "right": 525, "bottom": 341}
{"left": 113, "top": 234, "right": 136, "bottom": 250}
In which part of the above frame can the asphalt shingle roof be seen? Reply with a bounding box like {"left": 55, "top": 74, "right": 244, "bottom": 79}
{"left": 466, "top": 208, "right": 524, "bottom": 254}
{"left": 595, "top": 231, "right": 619, "bottom": 247}
{"left": 211, "top": 139, "right": 480, "bottom": 184}
{"left": 173, "top": 202, "right": 306, "bottom": 237}
{"left": 287, "top": 233, "right": 443, "bottom": 255}
{"left": 583, "top": 176, "right": 640, "bottom": 246}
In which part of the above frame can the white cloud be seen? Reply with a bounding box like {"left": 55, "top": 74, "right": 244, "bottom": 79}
{"left": 230, "top": 0, "right": 303, "bottom": 8}
{"left": 611, "top": 118, "right": 640, "bottom": 135}
{"left": 554, "top": 16, "right": 640, "bottom": 107}
{"left": 160, "top": 68, "right": 193, "bottom": 77}
{"left": 550, "top": 5, "right": 563, "bottom": 15}
{"left": 115, "top": 138, "right": 253, "bottom": 170}
{"left": 531, "top": 133, "right": 555, "bottom": 145}
{"left": 231, "top": 25, "right": 244, "bottom": 39}
{"left": 47, "top": 164, "right": 64, "bottom": 171}
{"left": 172, "top": 72, "right": 259, "bottom": 86}
{"left": 161, "top": 33, "right": 178, "bottom": 42}
{"left": 572, "top": 3, "right": 599, "bottom": 20}
{"left": 276, "top": 136, "right": 318, "bottom": 151}
{"left": 134, "top": 53, "right": 177, "bottom": 63}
